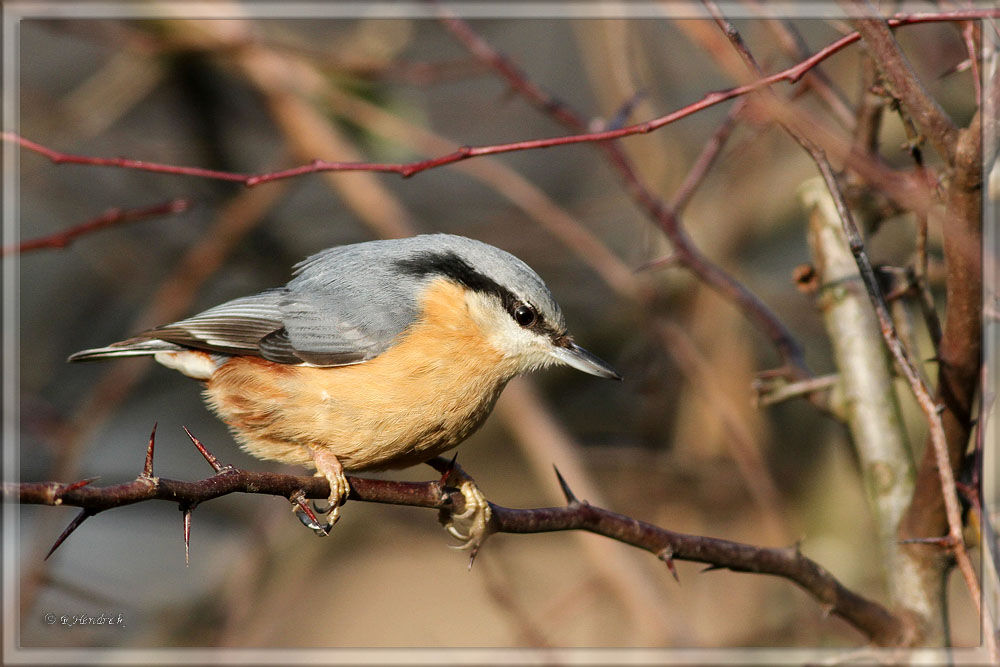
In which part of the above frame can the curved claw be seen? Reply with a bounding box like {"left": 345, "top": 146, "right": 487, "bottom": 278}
{"left": 312, "top": 498, "right": 333, "bottom": 515}
{"left": 288, "top": 449, "right": 351, "bottom": 536}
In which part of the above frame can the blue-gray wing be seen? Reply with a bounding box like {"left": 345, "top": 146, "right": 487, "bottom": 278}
{"left": 275, "top": 242, "right": 419, "bottom": 365}
{"left": 72, "top": 236, "right": 465, "bottom": 367}
{"left": 152, "top": 290, "right": 285, "bottom": 352}
{"left": 68, "top": 290, "right": 288, "bottom": 363}
{"left": 70, "top": 249, "right": 418, "bottom": 367}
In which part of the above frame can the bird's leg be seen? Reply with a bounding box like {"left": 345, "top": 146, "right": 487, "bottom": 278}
{"left": 293, "top": 447, "right": 350, "bottom": 535}
{"left": 447, "top": 480, "right": 492, "bottom": 552}
{"left": 429, "top": 457, "right": 493, "bottom": 555}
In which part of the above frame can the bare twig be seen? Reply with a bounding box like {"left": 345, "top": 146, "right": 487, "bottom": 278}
{"left": 749, "top": 7, "right": 856, "bottom": 128}
{"left": 3, "top": 11, "right": 995, "bottom": 192}
{"left": 669, "top": 97, "right": 748, "bottom": 214}
{"left": 3, "top": 199, "right": 190, "bottom": 255}
{"left": 438, "top": 14, "right": 811, "bottom": 379}
{"left": 847, "top": 2, "right": 959, "bottom": 165}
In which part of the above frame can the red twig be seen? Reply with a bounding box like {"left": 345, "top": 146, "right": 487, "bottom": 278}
{"left": 3, "top": 11, "right": 995, "bottom": 193}
{"left": 4, "top": 199, "right": 190, "bottom": 255}
{"left": 8, "top": 133, "right": 247, "bottom": 182}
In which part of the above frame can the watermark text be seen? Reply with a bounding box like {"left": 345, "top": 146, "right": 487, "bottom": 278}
{"left": 43, "top": 612, "right": 126, "bottom": 628}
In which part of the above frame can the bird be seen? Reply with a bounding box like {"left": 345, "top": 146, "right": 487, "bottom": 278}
{"left": 69, "top": 234, "right": 620, "bottom": 538}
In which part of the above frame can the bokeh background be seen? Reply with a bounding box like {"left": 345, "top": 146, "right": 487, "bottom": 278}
{"left": 10, "top": 3, "right": 984, "bottom": 654}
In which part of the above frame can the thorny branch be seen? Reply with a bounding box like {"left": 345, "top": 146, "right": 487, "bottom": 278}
{"left": 6, "top": 426, "right": 908, "bottom": 646}
{"left": 701, "top": 0, "right": 988, "bottom": 647}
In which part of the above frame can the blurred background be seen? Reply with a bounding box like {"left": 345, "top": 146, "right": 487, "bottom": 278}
{"left": 10, "top": 3, "right": 983, "bottom": 652}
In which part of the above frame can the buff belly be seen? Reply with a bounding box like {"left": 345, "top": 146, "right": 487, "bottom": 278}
{"left": 203, "top": 279, "right": 520, "bottom": 472}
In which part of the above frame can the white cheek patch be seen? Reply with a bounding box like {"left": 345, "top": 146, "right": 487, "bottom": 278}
{"left": 154, "top": 350, "right": 224, "bottom": 380}
{"left": 463, "top": 291, "right": 556, "bottom": 372}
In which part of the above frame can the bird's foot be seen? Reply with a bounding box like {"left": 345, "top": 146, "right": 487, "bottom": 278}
{"left": 292, "top": 448, "right": 350, "bottom": 536}
{"left": 444, "top": 479, "right": 493, "bottom": 553}
{"left": 430, "top": 458, "right": 493, "bottom": 562}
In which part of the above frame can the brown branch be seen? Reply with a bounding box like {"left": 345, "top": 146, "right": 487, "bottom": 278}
{"left": 3, "top": 199, "right": 190, "bottom": 255}
{"left": 6, "top": 431, "right": 909, "bottom": 646}
{"left": 703, "top": 2, "right": 983, "bottom": 639}
{"left": 846, "top": 2, "right": 960, "bottom": 165}
{"left": 808, "top": 96, "right": 983, "bottom": 656}
{"left": 669, "top": 97, "right": 748, "bottom": 215}
{"left": 899, "top": 105, "right": 985, "bottom": 603}
{"left": 752, "top": 9, "right": 856, "bottom": 129}
{"left": 438, "top": 14, "right": 811, "bottom": 380}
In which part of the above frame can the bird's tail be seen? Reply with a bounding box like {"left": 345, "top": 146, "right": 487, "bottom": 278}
{"left": 67, "top": 338, "right": 184, "bottom": 362}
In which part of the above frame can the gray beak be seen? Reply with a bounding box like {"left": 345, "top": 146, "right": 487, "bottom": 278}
{"left": 550, "top": 340, "right": 622, "bottom": 381}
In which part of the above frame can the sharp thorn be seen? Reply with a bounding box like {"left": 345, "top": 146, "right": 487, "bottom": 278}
{"left": 182, "top": 506, "right": 192, "bottom": 566}
{"left": 291, "top": 490, "right": 329, "bottom": 536}
{"left": 45, "top": 509, "right": 95, "bottom": 560}
{"left": 468, "top": 545, "right": 480, "bottom": 570}
{"left": 182, "top": 426, "right": 225, "bottom": 473}
{"left": 657, "top": 547, "right": 680, "bottom": 582}
{"left": 423, "top": 455, "right": 449, "bottom": 475}
{"left": 61, "top": 477, "right": 99, "bottom": 494}
{"left": 143, "top": 422, "right": 157, "bottom": 478}
{"left": 437, "top": 453, "right": 460, "bottom": 487}
{"left": 552, "top": 465, "right": 579, "bottom": 505}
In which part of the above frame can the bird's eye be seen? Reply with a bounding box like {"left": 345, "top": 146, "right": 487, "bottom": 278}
{"left": 512, "top": 303, "right": 537, "bottom": 327}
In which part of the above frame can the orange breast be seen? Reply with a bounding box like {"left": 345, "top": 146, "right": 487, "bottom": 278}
{"left": 204, "top": 278, "right": 520, "bottom": 471}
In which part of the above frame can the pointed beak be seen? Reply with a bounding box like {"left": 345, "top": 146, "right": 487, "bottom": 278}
{"left": 550, "top": 338, "right": 622, "bottom": 381}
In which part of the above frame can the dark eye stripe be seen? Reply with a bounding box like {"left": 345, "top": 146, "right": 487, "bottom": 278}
{"left": 395, "top": 250, "right": 559, "bottom": 336}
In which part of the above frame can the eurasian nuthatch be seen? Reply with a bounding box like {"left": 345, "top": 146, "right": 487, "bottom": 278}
{"left": 70, "top": 234, "right": 620, "bottom": 534}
